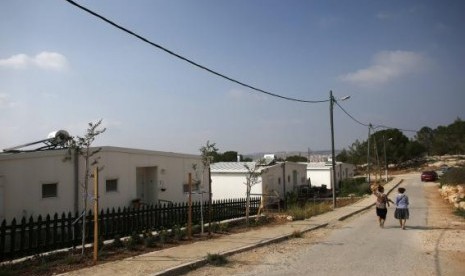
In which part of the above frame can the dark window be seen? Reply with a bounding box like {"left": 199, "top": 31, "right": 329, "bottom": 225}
{"left": 106, "top": 179, "right": 118, "bottom": 192}
{"left": 42, "top": 183, "right": 58, "bottom": 198}
{"left": 183, "top": 182, "right": 200, "bottom": 193}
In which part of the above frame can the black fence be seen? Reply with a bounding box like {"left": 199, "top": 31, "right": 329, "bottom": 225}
{"left": 0, "top": 197, "right": 260, "bottom": 261}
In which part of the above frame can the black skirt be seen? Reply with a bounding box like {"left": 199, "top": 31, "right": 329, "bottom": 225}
{"left": 394, "top": 208, "right": 409, "bottom": 219}
{"left": 376, "top": 208, "right": 388, "bottom": 219}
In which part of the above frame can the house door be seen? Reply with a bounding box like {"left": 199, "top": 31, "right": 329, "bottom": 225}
{"left": 136, "top": 167, "right": 158, "bottom": 205}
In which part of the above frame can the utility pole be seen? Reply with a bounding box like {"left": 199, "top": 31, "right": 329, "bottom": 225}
{"left": 367, "top": 124, "right": 372, "bottom": 187}
{"left": 329, "top": 91, "right": 350, "bottom": 209}
{"left": 330, "top": 90, "right": 337, "bottom": 209}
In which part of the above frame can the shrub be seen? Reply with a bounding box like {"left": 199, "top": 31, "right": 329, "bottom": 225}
{"left": 286, "top": 202, "right": 332, "bottom": 220}
{"left": 158, "top": 228, "right": 168, "bottom": 245}
{"left": 126, "top": 231, "right": 142, "bottom": 250}
{"left": 172, "top": 225, "right": 185, "bottom": 242}
{"left": 112, "top": 235, "right": 124, "bottom": 248}
{"left": 440, "top": 167, "right": 465, "bottom": 187}
{"left": 210, "top": 222, "right": 220, "bottom": 233}
{"left": 143, "top": 232, "right": 157, "bottom": 248}
{"left": 218, "top": 222, "right": 229, "bottom": 232}
{"left": 339, "top": 178, "right": 370, "bottom": 197}
{"left": 454, "top": 208, "right": 465, "bottom": 218}
{"left": 206, "top": 253, "right": 228, "bottom": 266}
{"left": 290, "top": 230, "right": 303, "bottom": 238}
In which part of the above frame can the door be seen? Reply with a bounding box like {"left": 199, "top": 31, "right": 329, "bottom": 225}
{"left": 136, "top": 167, "right": 158, "bottom": 205}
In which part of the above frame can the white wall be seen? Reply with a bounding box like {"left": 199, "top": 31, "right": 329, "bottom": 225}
{"left": 211, "top": 173, "right": 262, "bottom": 200}
{"left": 308, "top": 169, "right": 332, "bottom": 189}
{"left": 211, "top": 162, "right": 307, "bottom": 202}
{"left": 0, "top": 150, "right": 75, "bottom": 221}
{"left": 0, "top": 147, "right": 207, "bottom": 221}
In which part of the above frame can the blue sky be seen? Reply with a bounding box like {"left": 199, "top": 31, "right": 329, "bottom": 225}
{"left": 1, "top": 0, "right": 464, "bottom": 155}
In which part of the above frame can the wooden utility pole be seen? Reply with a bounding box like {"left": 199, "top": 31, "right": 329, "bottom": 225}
{"left": 93, "top": 168, "right": 99, "bottom": 264}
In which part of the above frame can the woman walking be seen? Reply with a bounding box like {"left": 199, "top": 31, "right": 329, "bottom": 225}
{"left": 394, "top": 187, "right": 409, "bottom": 230}
{"left": 374, "top": 186, "right": 393, "bottom": 228}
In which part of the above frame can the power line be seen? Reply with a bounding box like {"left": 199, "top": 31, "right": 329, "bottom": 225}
{"left": 64, "top": 0, "right": 427, "bottom": 135}
{"left": 64, "top": 0, "right": 328, "bottom": 104}
{"left": 334, "top": 100, "right": 370, "bottom": 127}
{"left": 334, "top": 101, "right": 419, "bottom": 133}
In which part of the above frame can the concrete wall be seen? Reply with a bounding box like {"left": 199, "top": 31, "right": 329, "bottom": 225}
{"left": 306, "top": 162, "right": 356, "bottom": 190}
{"left": 211, "top": 162, "right": 307, "bottom": 202}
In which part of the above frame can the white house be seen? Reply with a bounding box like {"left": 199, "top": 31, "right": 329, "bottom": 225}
{"left": 305, "top": 161, "right": 356, "bottom": 190}
{"left": 0, "top": 146, "right": 208, "bottom": 221}
{"left": 210, "top": 161, "right": 308, "bottom": 206}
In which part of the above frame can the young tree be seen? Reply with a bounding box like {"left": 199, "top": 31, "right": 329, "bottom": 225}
{"left": 67, "top": 119, "right": 106, "bottom": 255}
{"left": 199, "top": 141, "right": 218, "bottom": 234}
{"left": 243, "top": 161, "right": 263, "bottom": 225}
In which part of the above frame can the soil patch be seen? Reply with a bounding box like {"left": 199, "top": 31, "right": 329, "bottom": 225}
{"left": 422, "top": 183, "right": 465, "bottom": 275}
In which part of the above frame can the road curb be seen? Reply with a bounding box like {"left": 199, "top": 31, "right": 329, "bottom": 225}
{"left": 152, "top": 223, "right": 329, "bottom": 276}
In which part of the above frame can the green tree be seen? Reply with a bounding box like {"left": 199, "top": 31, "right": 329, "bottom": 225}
{"left": 219, "top": 151, "right": 239, "bottom": 162}
{"left": 415, "top": 126, "right": 434, "bottom": 155}
{"left": 285, "top": 155, "right": 308, "bottom": 162}
{"left": 336, "top": 149, "right": 349, "bottom": 163}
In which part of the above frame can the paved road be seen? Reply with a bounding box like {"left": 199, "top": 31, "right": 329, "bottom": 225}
{"left": 235, "top": 174, "right": 437, "bottom": 276}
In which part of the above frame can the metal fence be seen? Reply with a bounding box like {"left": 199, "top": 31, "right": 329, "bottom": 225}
{"left": 0, "top": 197, "right": 260, "bottom": 261}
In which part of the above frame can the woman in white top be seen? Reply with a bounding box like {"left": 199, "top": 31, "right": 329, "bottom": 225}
{"left": 394, "top": 187, "right": 409, "bottom": 230}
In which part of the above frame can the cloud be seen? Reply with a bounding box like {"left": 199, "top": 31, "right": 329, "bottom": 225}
{"left": 339, "top": 51, "right": 430, "bottom": 86}
{"left": 0, "top": 52, "right": 68, "bottom": 71}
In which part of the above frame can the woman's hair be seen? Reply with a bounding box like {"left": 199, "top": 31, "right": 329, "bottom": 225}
{"left": 398, "top": 187, "right": 406, "bottom": 193}
{"left": 377, "top": 186, "right": 385, "bottom": 192}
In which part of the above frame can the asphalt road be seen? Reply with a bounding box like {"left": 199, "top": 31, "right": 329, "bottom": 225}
{"left": 236, "top": 174, "right": 437, "bottom": 276}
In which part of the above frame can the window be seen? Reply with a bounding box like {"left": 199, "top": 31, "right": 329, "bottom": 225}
{"left": 183, "top": 182, "right": 200, "bottom": 193}
{"left": 106, "top": 179, "right": 118, "bottom": 192}
{"left": 42, "top": 183, "right": 58, "bottom": 198}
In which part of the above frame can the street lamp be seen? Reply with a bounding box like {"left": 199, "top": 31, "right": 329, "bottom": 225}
{"left": 329, "top": 91, "right": 350, "bottom": 209}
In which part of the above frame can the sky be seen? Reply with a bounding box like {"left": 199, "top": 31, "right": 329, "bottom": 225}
{"left": 1, "top": 0, "right": 464, "bottom": 155}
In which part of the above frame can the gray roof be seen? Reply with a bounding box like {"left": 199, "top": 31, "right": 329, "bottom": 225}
{"left": 210, "top": 162, "right": 259, "bottom": 173}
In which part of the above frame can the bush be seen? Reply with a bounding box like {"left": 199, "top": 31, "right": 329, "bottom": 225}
{"left": 206, "top": 253, "right": 228, "bottom": 266}
{"left": 454, "top": 208, "right": 465, "bottom": 218}
{"left": 290, "top": 230, "right": 303, "bottom": 238}
{"left": 440, "top": 167, "right": 465, "bottom": 187}
{"left": 286, "top": 202, "right": 332, "bottom": 220}
{"left": 339, "top": 178, "right": 370, "bottom": 197}
{"left": 143, "top": 233, "right": 157, "bottom": 248}
{"left": 172, "top": 225, "right": 185, "bottom": 242}
{"left": 126, "top": 231, "right": 142, "bottom": 250}
{"left": 158, "top": 228, "right": 168, "bottom": 245}
{"left": 112, "top": 235, "right": 124, "bottom": 248}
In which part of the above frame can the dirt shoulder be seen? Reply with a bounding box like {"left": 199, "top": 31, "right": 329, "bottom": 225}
{"left": 421, "top": 183, "right": 465, "bottom": 275}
